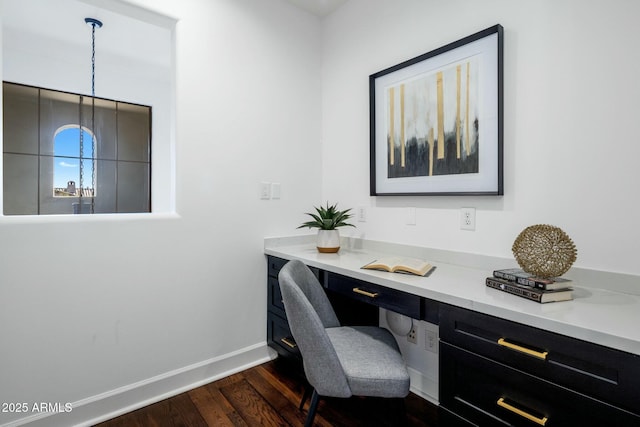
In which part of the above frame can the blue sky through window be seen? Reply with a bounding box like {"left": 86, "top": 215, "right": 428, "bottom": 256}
{"left": 53, "top": 127, "right": 94, "bottom": 190}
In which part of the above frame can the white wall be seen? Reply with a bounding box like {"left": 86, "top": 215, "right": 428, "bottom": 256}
{"left": 2, "top": 0, "right": 174, "bottom": 212}
{"left": 0, "top": 0, "right": 322, "bottom": 425}
{"left": 321, "top": 0, "right": 640, "bottom": 277}
{"left": 4, "top": 0, "right": 640, "bottom": 424}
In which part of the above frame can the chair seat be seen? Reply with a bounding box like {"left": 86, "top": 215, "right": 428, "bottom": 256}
{"left": 326, "top": 326, "right": 410, "bottom": 398}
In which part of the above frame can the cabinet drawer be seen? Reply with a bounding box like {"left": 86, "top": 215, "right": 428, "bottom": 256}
{"left": 438, "top": 407, "right": 476, "bottom": 427}
{"left": 267, "top": 256, "right": 289, "bottom": 278}
{"left": 440, "top": 304, "right": 640, "bottom": 415}
{"left": 267, "top": 275, "right": 286, "bottom": 316}
{"left": 422, "top": 297, "right": 440, "bottom": 324}
{"left": 325, "top": 272, "right": 421, "bottom": 318}
{"left": 267, "top": 312, "right": 301, "bottom": 360}
{"left": 440, "top": 342, "right": 640, "bottom": 426}
{"left": 267, "top": 256, "right": 322, "bottom": 280}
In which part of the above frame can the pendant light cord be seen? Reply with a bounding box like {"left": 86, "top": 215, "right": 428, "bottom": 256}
{"left": 91, "top": 22, "right": 97, "bottom": 98}
{"left": 81, "top": 18, "right": 102, "bottom": 214}
{"left": 89, "top": 20, "right": 97, "bottom": 214}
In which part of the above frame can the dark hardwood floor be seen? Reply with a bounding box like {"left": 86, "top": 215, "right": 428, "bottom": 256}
{"left": 95, "top": 359, "right": 439, "bottom": 426}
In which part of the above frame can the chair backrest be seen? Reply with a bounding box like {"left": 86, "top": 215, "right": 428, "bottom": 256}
{"left": 279, "top": 259, "right": 340, "bottom": 328}
{"left": 278, "top": 260, "right": 351, "bottom": 397}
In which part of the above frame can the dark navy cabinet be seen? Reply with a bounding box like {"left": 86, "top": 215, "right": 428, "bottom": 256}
{"left": 439, "top": 304, "right": 640, "bottom": 426}
{"left": 266, "top": 255, "right": 640, "bottom": 426}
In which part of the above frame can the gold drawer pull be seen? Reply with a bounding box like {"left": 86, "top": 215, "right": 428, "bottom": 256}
{"left": 498, "top": 338, "right": 548, "bottom": 360}
{"left": 497, "top": 398, "right": 548, "bottom": 426}
{"left": 352, "top": 287, "right": 379, "bottom": 298}
{"left": 280, "top": 337, "right": 297, "bottom": 349}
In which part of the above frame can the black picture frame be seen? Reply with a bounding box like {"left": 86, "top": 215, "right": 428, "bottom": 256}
{"left": 370, "top": 24, "right": 503, "bottom": 196}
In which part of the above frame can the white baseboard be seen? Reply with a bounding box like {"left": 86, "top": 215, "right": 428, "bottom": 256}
{"left": 408, "top": 366, "right": 439, "bottom": 405}
{"left": 3, "top": 343, "right": 276, "bottom": 427}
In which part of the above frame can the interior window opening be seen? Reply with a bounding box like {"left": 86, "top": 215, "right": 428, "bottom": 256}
{"left": 2, "top": 81, "right": 152, "bottom": 215}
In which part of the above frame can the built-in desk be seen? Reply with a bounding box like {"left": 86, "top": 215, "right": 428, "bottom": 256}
{"left": 265, "top": 236, "right": 640, "bottom": 426}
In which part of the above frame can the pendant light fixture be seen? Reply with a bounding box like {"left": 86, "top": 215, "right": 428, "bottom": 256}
{"left": 79, "top": 17, "right": 102, "bottom": 214}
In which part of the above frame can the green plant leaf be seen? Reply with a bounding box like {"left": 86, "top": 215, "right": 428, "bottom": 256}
{"left": 297, "top": 202, "right": 355, "bottom": 230}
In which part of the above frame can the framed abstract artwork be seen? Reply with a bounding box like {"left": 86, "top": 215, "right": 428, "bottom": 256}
{"left": 370, "top": 24, "right": 503, "bottom": 196}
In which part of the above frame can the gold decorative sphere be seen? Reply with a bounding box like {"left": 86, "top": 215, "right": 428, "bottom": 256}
{"left": 512, "top": 224, "right": 577, "bottom": 278}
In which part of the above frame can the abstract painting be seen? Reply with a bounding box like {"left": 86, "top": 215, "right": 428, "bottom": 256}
{"left": 370, "top": 25, "right": 503, "bottom": 195}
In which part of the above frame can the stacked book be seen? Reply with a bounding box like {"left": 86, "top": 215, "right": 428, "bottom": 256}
{"left": 486, "top": 268, "right": 573, "bottom": 303}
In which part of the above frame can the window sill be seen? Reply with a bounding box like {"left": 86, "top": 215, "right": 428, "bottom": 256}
{"left": 0, "top": 211, "right": 181, "bottom": 224}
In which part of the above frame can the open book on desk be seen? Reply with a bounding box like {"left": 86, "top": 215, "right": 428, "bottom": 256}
{"left": 362, "top": 256, "right": 435, "bottom": 277}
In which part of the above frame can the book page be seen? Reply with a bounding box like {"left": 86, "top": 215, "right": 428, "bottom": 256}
{"left": 363, "top": 256, "right": 433, "bottom": 276}
{"left": 393, "top": 257, "right": 430, "bottom": 272}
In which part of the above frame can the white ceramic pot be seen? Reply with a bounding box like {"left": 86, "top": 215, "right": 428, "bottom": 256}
{"left": 316, "top": 229, "right": 340, "bottom": 253}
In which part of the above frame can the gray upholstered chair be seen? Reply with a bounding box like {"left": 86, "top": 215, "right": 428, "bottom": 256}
{"left": 278, "top": 259, "right": 410, "bottom": 426}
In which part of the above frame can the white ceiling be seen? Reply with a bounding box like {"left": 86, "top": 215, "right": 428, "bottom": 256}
{"left": 1, "top": 0, "right": 343, "bottom": 72}
{"left": 284, "top": 0, "right": 348, "bottom": 17}
{"left": 2, "top": 0, "right": 172, "bottom": 67}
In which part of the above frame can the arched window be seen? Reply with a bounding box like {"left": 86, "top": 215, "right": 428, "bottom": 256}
{"left": 53, "top": 126, "right": 95, "bottom": 197}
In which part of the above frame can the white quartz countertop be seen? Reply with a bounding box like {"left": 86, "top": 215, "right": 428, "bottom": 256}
{"left": 265, "top": 236, "right": 640, "bottom": 356}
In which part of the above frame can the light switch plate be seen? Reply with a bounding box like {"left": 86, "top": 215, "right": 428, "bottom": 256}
{"left": 271, "top": 183, "right": 281, "bottom": 199}
{"left": 260, "top": 182, "right": 271, "bottom": 200}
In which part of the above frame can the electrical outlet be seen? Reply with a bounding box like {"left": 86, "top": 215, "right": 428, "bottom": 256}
{"left": 357, "top": 206, "right": 367, "bottom": 222}
{"left": 407, "top": 325, "right": 418, "bottom": 344}
{"left": 460, "top": 207, "right": 476, "bottom": 231}
{"left": 406, "top": 207, "right": 416, "bottom": 225}
{"left": 425, "top": 330, "right": 438, "bottom": 354}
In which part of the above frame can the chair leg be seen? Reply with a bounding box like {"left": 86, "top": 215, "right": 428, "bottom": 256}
{"left": 395, "top": 397, "right": 408, "bottom": 426}
{"left": 304, "top": 389, "right": 320, "bottom": 427}
{"left": 299, "top": 385, "right": 312, "bottom": 410}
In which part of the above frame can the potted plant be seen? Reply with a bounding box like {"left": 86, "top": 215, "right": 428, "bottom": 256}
{"left": 298, "top": 202, "right": 355, "bottom": 253}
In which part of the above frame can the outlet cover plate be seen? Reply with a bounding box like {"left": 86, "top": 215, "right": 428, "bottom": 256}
{"left": 407, "top": 326, "right": 418, "bottom": 344}
{"left": 460, "top": 207, "right": 476, "bottom": 231}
